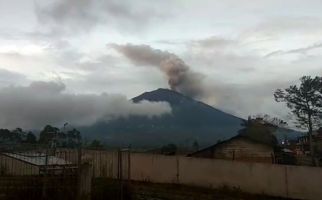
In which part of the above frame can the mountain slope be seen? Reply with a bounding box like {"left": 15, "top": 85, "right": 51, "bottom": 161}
{"left": 81, "top": 88, "right": 244, "bottom": 148}
{"left": 133, "top": 88, "right": 243, "bottom": 133}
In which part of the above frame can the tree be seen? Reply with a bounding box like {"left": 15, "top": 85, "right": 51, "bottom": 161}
{"left": 66, "top": 128, "right": 81, "bottom": 148}
{"left": 11, "top": 128, "right": 25, "bottom": 143}
{"left": 274, "top": 76, "right": 322, "bottom": 164}
{"left": 160, "top": 144, "right": 177, "bottom": 155}
{"left": 238, "top": 116, "right": 278, "bottom": 147}
{"left": 253, "top": 114, "right": 288, "bottom": 128}
{"left": 0, "top": 129, "right": 14, "bottom": 143}
{"left": 25, "top": 132, "right": 37, "bottom": 143}
{"left": 89, "top": 140, "right": 104, "bottom": 150}
{"left": 192, "top": 140, "right": 199, "bottom": 151}
{"left": 39, "top": 125, "right": 60, "bottom": 144}
{"left": 0, "top": 128, "right": 36, "bottom": 144}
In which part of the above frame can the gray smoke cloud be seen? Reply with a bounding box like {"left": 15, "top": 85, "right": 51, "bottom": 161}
{"left": 110, "top": 44, "right": 205, "bottom": 97}
{"left": 0, "top": 81, "right": 171, "bottom": 129}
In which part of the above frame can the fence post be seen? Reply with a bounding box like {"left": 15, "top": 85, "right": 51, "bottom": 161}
{"left": 78, "top": 163, "right": 93, "bottom": 200}
{"left": 42, "top": 148, "right": 49, "bottom": 199}
{"left": 78, "top": 146, "right": 82, "bottom": 174}
{"left": 176, "top": 156, "right": 180, "bottom": 184}
{"left": 127, "top": 147, "right": 131, "bottom": 182}
{"left": 118, "top": 149, "right": 123, "bottom": 200}
{"left": 77, "top": 140, "right": 83, "bottom": 199}
{"left": 284, "top": 166, "right": 289, "bottom": 198}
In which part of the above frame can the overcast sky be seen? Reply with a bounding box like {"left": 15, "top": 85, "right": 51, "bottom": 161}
{"left": 0, "top": 0, "right": 321, "bottom": 127}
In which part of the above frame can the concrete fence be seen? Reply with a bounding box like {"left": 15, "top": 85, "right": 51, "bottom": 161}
{"left": 83, "top": 150, "right": 322, "bottom": 200}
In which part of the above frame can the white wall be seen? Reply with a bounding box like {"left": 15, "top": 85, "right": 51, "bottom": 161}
{"left": 86, "top": 150, "right": 322, "bottom": 200}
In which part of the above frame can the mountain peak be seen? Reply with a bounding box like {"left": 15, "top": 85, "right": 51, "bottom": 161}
{"left": 132, "top": 88, "right": 193, "bottom": 105}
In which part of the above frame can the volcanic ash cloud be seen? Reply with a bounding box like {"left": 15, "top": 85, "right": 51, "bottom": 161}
{"left": 110, "top": 43, "right": 205, "bottom": 98}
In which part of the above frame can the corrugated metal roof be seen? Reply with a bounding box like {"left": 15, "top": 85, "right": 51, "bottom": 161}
{"left": 2, "top": 152, "right": 72, "bottom": 166}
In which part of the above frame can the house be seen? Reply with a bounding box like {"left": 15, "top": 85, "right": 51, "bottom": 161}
{"left": 314, "top": 127, "right": 322, "bottom": 139}
{"left": 292, "top": 128, "right": 322, "bottom": 156}
{"left": 188, "top": 135, "right": 275, "bottom": 163}
{"left": 313, "top": 128, "right": 322, "bottom": 156}
{"left": 0, "top": 151, "right": 77, "bottom": 175}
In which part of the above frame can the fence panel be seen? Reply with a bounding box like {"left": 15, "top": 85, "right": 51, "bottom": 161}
{"left": 0, "top": 145, "right": 81, "bottom": 199}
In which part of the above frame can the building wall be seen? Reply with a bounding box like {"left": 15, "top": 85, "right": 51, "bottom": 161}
{"left": 192, "top": 138, "right": 274, "bottom": 163}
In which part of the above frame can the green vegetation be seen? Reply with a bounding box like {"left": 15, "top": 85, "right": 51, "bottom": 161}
{"left": 0, "top": 128, "right": 37, "bottom": 144}
{"left": 38, "top": 125, "right": 81, "bottom": 147}
{"left": 89, "top": 139, "right": 105, "bottom": 150}
{"left": 274, "top": 75, "right": 322, "bottom": 163}
{"left": 160, "top": 143, "right": 177, "bottom": 155}
{"left": 0, "top": 124, "right": 81, "bottom": 148}
{"left": 92, "top": 178, "right": 290, "bottom": 200}
{"left": 238, "top": 116, "right": 278, "bottom": 146}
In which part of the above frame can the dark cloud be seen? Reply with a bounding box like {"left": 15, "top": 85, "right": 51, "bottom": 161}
{"left": 190, "top": 36, "right": 236, "bottom": 49}
{"left": 265, "top": 42, "right": 322, "bottom": 58}
{"left": 35, "top": 0, "right": 97, "bottom": 33}
{"left": 0, "top": 81, "right": 171, "bottom": 129}
{"left": 155, "top": 37, "right": 237, "bottom": 49}
{"left": 35, "top": 0, "right": 168, "bottom": 35}
{"left": 110, "top": 43, "right": 205, "bottom": 98}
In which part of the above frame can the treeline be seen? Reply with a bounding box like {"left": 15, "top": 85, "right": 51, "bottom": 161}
{"left": 0, "top": 125, "right": 81, "bottom": 148}
{"left": 0, "top": 128, "right": 36, "bottom": 144}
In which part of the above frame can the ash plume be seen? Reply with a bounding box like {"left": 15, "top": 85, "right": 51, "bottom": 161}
{"left": 110, "top": 43, "right": 205, "bottom": 98}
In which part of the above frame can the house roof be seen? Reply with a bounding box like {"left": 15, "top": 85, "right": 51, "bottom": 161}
{"left": 188, "top": 134, "right": 273, "bottom": 157}
{"left": 2, "top": 152, "right": 72, "bottom": 167}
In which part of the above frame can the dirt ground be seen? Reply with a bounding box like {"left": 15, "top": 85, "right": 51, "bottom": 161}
{"left": 92, "top": 178, "right": 295, "bottom": 200}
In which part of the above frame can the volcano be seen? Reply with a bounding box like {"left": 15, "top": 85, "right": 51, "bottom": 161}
{"left": 81, "top": 88, "right": 301, "bottom": 148}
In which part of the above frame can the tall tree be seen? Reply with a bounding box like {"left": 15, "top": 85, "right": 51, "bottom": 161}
{"left": 11, "top": 128, "right": 26, "bottom": 142}
{"left": 89, "top": 140, "right": 104, "bottom": 150}
{"left": 160, "top": 143, "right": 177, "bottom": 155}
{"left": 238, "top": 116, "right": 278, "bottom": 147}
{"left": 66, "top": 128, "right": 81, "bottom": 148}
{"left": 25, "top": 132, "right": 37, "bottom": 143}
{"left": 274, "top": 76, "right": 322, "bottom": 164}
{"left": 0, "top": 128, "right": 36, "bottom": 144}
{"left": 253, "top": 114, "right": 288, "bottom": 128}
{"left": 39, "top": 125, "right": 60, "bottom": 145}
{"left": 192, "top": 140, "right": 199, "bottom": 151}
{"left": 0, "top": 129, "right": 14, "bottom": 143}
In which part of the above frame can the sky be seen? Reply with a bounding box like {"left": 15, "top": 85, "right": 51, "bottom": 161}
{"left": 0, "top": 0, "right": 321, "bottom": 128}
